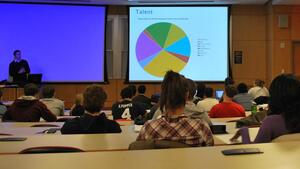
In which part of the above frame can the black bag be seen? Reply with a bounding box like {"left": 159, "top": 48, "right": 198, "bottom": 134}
{"left": 236, "top": 110, "right": 267, "bottom": 128}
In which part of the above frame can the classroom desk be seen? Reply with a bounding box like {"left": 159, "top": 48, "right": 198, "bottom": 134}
{"left": 0, "top": 127, "right": 61, "bottom": 136}
{"left": 0, "top": 141, "right": 299, "bottom": 169}
{"left": 1, "top": 101, "right": 14, "bottom": 107}
{"left": 213, "top": 127, "right": 260, "bottom": 145}
{"left": 0, "top": 125, "right": 259, "bottom": 154}
{"left": 210, "top": 111, "right": 252, "bottom": 123}
{"left": 0, "top": 133, "right": 139, "bottom": 154}
{"left": 0, "top": 122, "right": 64, "bottom": 128}
{"left": 0, "top": 119, "right": 134, "bottom": 127}
{"left": 0, "top": 124, "right": 135, "bottom": 136}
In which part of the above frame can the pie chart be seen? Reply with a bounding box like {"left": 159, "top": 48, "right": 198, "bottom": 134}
{"left": 136, "top": 22, "right": 191, "bottom": 77}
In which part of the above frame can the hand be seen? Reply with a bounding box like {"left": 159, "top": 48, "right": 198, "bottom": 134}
{"left": 18, "top": 67, "right": 25, "bottom": 74}
{"left": 230, "top": 129, "right": 241, "bottom": 142}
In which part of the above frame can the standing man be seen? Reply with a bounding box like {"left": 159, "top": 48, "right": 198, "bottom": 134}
{"left": 9, "top": 50, "right": 30, "bottom": 84}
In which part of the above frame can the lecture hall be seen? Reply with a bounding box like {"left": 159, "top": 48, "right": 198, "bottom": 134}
{"left": 0, "top": 0, "right": 300, "bottom": 168}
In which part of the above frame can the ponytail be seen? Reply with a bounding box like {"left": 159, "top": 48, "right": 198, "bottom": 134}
{"left": 159, "top": 71, "right": 188, "bottom": 116}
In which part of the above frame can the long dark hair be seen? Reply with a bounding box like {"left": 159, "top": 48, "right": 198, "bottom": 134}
{"left": 269, "top": 74, "right": 300, "bottom": 133}
{"left": 159, "top": 71, "right": 188, "bottom": 115}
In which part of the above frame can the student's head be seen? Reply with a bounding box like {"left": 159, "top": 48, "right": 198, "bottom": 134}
{"left": 74, "top": 94, "right": 83, "bottom": 106}
{"left": 24, "top": 83, "right": 39, "bottom": 97}
{"left": 13, "top": 50, "right": 21, "bottom": 60}
{"left": 186, "top": 78, "right": 196, "bottom": 101}
{"left": 204, "top": 87, "right": 214, "bottom": 98}
{"left": 121, "top": 87, "right": 133, "bottom": 99}
{"left": 138, "top": 85, "right": 146, "bottom": 94}
{"left": 83, "top": 85, "right": 107, "bottom": 113}
{"left": 237, "top": 83, "right": 248, "bottom": 94}
{"left": 268, "top": 74, "right": 300, "bottom": 132}
{"left": 128, "top": 85, "right": 137, "bottom": 96}
{"left": 224, "top": 85, "right": 238, "bottom": 99}
{"left": 159, "top": 70, "right": 188, "bottom": 114}
{"left": 196, "top": 82, "right": 206, "bottom": 98}
{"left": 225, "top": 77, "right": 234, "bottom": 86}
{"left": 254, "top": 79, "right": 265, "bottom": 88}
{"left": 40, "top": 86, "right": 55, "bottom": 99}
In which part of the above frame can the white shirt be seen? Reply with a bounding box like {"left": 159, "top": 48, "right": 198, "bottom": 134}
{"left": 248, "top": 86, "right": 269, "bottom": 99}
{"left": 40, "top": 98, "right": 65, "bottom": 116}
{"left": 197, "top": 98, "right": 219, "bottom": 112}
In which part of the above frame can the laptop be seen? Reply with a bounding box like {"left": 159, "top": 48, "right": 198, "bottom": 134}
{"left": 215, "top": 90, "right": 224, "bottom": 100}
{"left": 27, "top": 74, "right": 42, "bottom": 84}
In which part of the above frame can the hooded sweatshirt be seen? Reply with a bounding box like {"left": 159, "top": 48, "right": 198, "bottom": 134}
{"left": 61, "top": 113, "right": 122, "bottom": 134}
{"left": 3, "top": 96, "right": 57, "bottom": 122}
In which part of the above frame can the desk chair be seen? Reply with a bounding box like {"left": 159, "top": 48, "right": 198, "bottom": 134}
{"left": 56, "top": 117, "right": 74, "bottom": 122}
{"left": 0, "top": 133, "right": 12, "bottom": 136}
{"left": 19, "top": 146, "right": 84, "bottom": 154}
{"left": 31, "top": 124, "right": 60, "bottom": 127}
{"left": 129, "top": 140, "right": 191, "bottom": 150}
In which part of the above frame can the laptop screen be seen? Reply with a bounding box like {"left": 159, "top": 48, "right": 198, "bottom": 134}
{"left": 215, "top": 90, "right": 224, "bottom": 100}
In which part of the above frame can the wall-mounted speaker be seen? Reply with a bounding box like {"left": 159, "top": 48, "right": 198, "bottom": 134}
{"left": 278, "top": 15, "right": 289, "bottom": 28}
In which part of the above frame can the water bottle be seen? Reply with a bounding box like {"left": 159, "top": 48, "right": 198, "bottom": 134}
{"left": 251, "top": 102, "right": 257, "bottom": 115}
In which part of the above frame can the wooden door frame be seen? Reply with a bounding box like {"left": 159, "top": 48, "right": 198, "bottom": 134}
{"left": 292, "top": 41, "right": 300, "bottom": 79}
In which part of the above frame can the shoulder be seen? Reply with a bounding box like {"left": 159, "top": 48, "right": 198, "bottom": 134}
{"left": 65, "top": 116, "right": 81, "bottom": 124}
{"left": 233, "top": 94, "right": 242, "bottom": 99}
{"left": 262, "top": 114, "right": 284, "bottom": 123}
{"left": 144, "top": 118, "right": 166, "bottom": 127}
{"left": 61, "top": 117, "right": 82, "bottom": 134}
{"left": 211, "top": 103, "right": 222, "bottom": 109}
{"left": 35, "top": 100, "right": 50, "bottom": 109}
{"left": 180, "top": 118, "right": 211, "bottom": 129}
{"left": 248, "top": 87, "right": 258, "bottom": 92}
{"left": 111, "top": 102, "right": 120, "bottom": 108}
{"left": 231, "top": 102, "right": 244, "bottom": 109}
{"left": 54, "top": 98, "right": 64, "bottom": 105}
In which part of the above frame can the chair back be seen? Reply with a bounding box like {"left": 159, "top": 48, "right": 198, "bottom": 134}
{"left": 19, "top": 146, "right": 84, "bottom": 154}
{"left": 129, "top": 140, "right": 191, "bottom": 150}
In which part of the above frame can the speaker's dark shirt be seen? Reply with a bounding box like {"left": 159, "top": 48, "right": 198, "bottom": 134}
{"left": 9, "top": 59, "right": 30, "bottom": 82}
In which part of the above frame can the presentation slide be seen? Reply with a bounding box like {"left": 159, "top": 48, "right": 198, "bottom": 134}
{"left": 129, "top": 6, "right": 229, "bottom": 82}
{"left": 0, "top": 3, "right": 106, "bottom": 82}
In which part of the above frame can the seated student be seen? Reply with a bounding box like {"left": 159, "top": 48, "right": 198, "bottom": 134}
{"left": 231, "top": 74, "right": 300, "bottom": 143}
{"left": 219, "top": 77, "right": 235, "bottom": 103}
{"left": 69, "top": 94, "right": 85, "bottom": 116}
{"left": 40, "top": 86, "right": 65, "bottom": 116}
{"left": 61, "top": 85, "right": 121, "bottom": 134}
{"left": 3, "top": 83, "right": 57, "bottom": 122}
{"left": 112, "top": 87, "right": 146, "bottom": 120}
{"left": 233, "top": 83, "right": 253, "bottom": 111}
{"left": 224, "top": 77, "right": 234, "bottom": 87}
{"left": 137, "top": 71, "right": 213, "bottom": 147}
{"left": 209, "top": 85, "right": 245, "bottom": 118}
{"left": 185, "top": 78, "right": 212, "bottom": 126}
{"left": 0, "top": 88, "right": 7, "bottom": 116}
{"left": 132, "top": 85, "right": 152, "bottom": 109}
{"left": 197, "top": 87, "right": 219, "bottom": 112}
{"left": 248, "top": 79, "right": 269, "bottom": 99}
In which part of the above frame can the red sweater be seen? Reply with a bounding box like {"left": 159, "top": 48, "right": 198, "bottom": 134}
{"left": 3, "top": 99, "right": 57, "bottom": 122}
{"left": 209, "top": 101, "right": 245, "bottom": 118}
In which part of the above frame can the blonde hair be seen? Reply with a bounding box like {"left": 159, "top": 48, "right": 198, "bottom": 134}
{"left": 74, "top": 94, "right": 83, "bottom": 105}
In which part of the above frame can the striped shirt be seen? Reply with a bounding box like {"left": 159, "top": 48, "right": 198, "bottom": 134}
{"left": 137, "top": 116, "right": 214, "bottom": 146}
